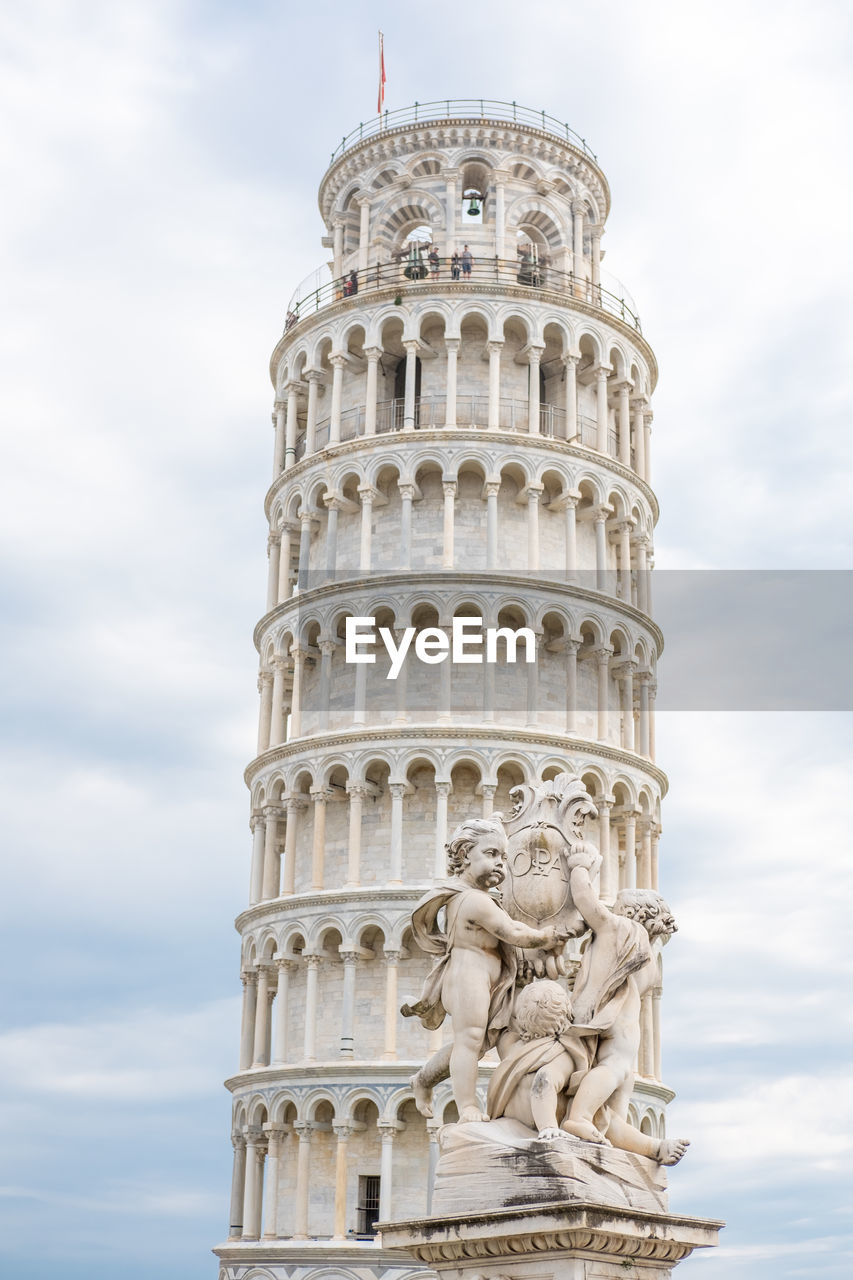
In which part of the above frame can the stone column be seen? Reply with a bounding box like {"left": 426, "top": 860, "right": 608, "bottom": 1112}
{"left": 493, "top": 171, "right": 507, "bottom": 257}
{"left": 261, "top": 805, "right": 283, "bottom": 900}
{"left": 623, "top": 812, "right": 637, "bottom": 889}
{"left": 345, "top": 782, "right": 366, "bottom": 886}
{"left": 398, "top": 483, "right": 414, "bottom": 569}
{"left": 358, "top": 485, "right": 376, "bottom": 572}
{"left": 572, "top": 199, "right": 585, "bottom": 279}
{"left": 364, "top": 346, "right": 381, "bottom": 435}
{"left": 403, "top": 339, "right": 419, "bottom": 431}
{"left": 651, "top": 825, "right": 660, "bottom": 890}
{"left": 272, "top": 958, "right": 293, "bottom": 1064}
{"left": 357, "top": 196, "right": 370, "bottom": 273}
{"left": 617, "top": 520, "right": 633, "bottom": 600}
{"left": 648, "top": 678, "right": 657, "bottom": 761}
{"left": 268, "top": 656, "right": 287, "bottom": 747}
{"left": 266, "top": 531, "right": 281, "bottom": 613}
{"left": 297, "top": 510, "right": 314, "bottom": 591}
{"left": 653, "top": 983, "right": 662, "bottom": 1077}
{"left": 284, "top": 381, "right": 299, "bottom": 471}
{"left": 353, "top": 659, "right": 367, "bottom": 726}
{"left": 434, "top": 781, "right": 450, "bottom": 878}
{"left": 252, "top": 966, "right": 272, "bottom": 1067}
{"left": 378, "top": 1124, "right": 397, "bottom": 1222}
{"left": 289, "top": 646, "right": 305, "bottom": 738}
{"left": 640, "top": 993, "right": 655, "bottom": 1078}
{"left": 591, "top": 225, "right": 602, "bottom": 288}
{"left": 487, "top": 340, "right": 502, "bottom": 430}
{"left": 618, "top": 662, "right": 636, "bottom": 752}
{"left": 310, "top": 788, "right": 329, "bottom": 890}
{"left": 637, "top": 671, "right": 651, "bottom": 758}
{"left": 281, "top": 795, "right": 305, "bottom": 896}
{"left": 483, "top": 643, "right": 495, "bottom": 723}
{"left": 643, "top": 409, "right": 653, "bottom": 484}
{"left": 595, "top": 366, "right": 610, "bottom": 453}
{"left": 392, "top": 627, "right": 409, "bottom": 722}
{"left": 444, "top": 168, "right": 458, "bottom": 250}
{"left": 303, "top": 955, "right": 320, "bottom": 1061}
{"left": 318, "top": 638, "right": 335, "bottom": 731}
{"left": 526, "top": 631, "right": 542, "bottom": 728}
{"left": 333, "top": 1123, "right": 355, "bottom": 1238}
{"left": 616, "top": 381, "right": 632, "bottom": 466}
{"left": 262, "top": 1126, "right": 285, "bottom": 1239}
{"left": 257, "top": 670, "right": 273, "bottom": 753}
{"left": 598, "top": 798, "right": 614, "bottom": 900}
{"left": 329, "top": 353, "right": 346, "bottom": 444}
{"left": 442, "top": 479, "right": 456, "bottom": 569}
{"left": 382, "top": 949, "right": 401, "bottom": 1059}
{"left": 340, "top": 950, "right": 358, "bottom": 1055}
{"left": 484, "top": 479, "right": 500, "bottom": 568}
{"left": 332, "top": 218, "right": 344, "bottom": 278}
{"left": 563, "top": 495, "right": 578, "bottom": 578}
{"left": 324, "top": 498, "right": 340, "bottom": 579}
{"left": 426, "top": 1121, "right": 440, "bottom": 1213}
{"left": 304, "top": 370, "right": 321, "bottom": 456}
{"left": 481, "top": 783, "right": 496, "bottom": 818}
{"left": 526, "top": 483, "right": 543, "bottom": 571}
{"left": 563, "top": 353, "right": 579, "bottom": 440}
{"left": 272, "top": 399, "right": 285, "bottom": 481}
{"left": 593, "top": 507, "right": 609, "bottom": 591}
{"left": 444, "top": 337, "right": 459, "bottom": 426}
{"left": 634, "top": 534, "right": 649, "bottom": 614}
{"left": 248, "top": 813, "right": 266, "bottom": 906}
{"left": 527, "top": 345, "right": 544, "bottom": 435}
{"left": 565, "top": 638, "right": 580, "bottom": 735}
{"left": 595, "top": 647, "right": 611, "bottom": 742}
{"left": 241, "top": 1128, "right": 266, "bottom": 1240}
{"left": 292, "top": 1123, "right": 313, "bottom": 1239}
{"left": 239, "top": 970, "right": 258, "bottom": 1071}
{"left": 631, "top": 396, "right": 646, "bottom": 479}
{"left": 228, "top": 1132, "right": 247, "bottom": 1238}
{"left": 389, "top": 781, "right": 407, "bottom": 883}
{"left": 638, "top": 818, "right": 653, "bottom": 887}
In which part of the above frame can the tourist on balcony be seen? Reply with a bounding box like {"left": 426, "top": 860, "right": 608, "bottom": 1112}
{"left": 428, "top": 246, "right": 440, "bottom": 278}
{"left": 450, "top": 250, "right": 461, "bottom": 281}
{"left": 461, "top": 245, "right": 474, "bottom": 278}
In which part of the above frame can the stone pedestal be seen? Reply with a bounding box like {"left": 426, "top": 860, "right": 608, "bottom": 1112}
{"left": 379, "top": 1201, "right": 721, "bottom": 1280}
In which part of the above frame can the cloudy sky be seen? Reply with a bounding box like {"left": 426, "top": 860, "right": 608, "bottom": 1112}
{"left": 1, "top": 1, "right": 851, "bottom": 1277}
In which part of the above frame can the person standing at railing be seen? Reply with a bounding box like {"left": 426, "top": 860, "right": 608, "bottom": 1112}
{"left": 461, "top": 245, "right": 474, "bottom": 278}
{"left": 450, "top": 250, "right": 461, "bottom": 281}
{"left": 428, "top": 246, "right": 440, "bottom": 279}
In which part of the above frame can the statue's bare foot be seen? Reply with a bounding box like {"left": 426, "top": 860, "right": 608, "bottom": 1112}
{"left": 561, "top": 1119, "right": 612, "bottom": 1145}
{"left": 410, "top": 1073, "right": 433, "bottom": 1119}
{"left": 459, "top": 1105, "right": 489, "bottom": 1123}
{"left": 658, "top": 1138, "right": 690, "bottom": 1165}
{"left": 537, "top": 1127, "right": 566, "bottom": 1142}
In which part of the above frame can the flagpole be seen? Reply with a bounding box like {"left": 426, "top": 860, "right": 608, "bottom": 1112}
{"left": 378, "top": 30, "right": 386, "bottom": 121}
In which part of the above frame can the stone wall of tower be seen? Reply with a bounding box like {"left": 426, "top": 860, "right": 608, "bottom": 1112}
{"left": 215, "top": 105, "right": 669, "bottom": 1280}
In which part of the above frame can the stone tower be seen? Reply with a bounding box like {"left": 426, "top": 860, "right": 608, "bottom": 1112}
{"left": 214, "top": 101, "right": 666, "bottom": 1280}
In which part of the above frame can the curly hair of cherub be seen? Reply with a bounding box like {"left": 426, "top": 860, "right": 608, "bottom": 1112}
{"left": 511, "top": 979, "right": 572, "bottom": 1041}
{"left": 445, "top": 815, "right": 505, "bottom": 876}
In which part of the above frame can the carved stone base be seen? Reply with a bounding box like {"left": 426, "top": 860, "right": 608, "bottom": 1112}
{"left": 379, "top": 1200, "right": 722, "bottom": 1280}
{"left": 433, "top": 1118, "right": 669, "bottom": 1216}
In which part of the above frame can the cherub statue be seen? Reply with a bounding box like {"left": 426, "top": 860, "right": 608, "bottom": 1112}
{"left": 487, "top": 977, "right": 687, "bottom": 1164}
{"left": 401, "top": 816, "right": 569, "bottom": 1124}
{"left": 560, "top": 848, "right": 689, "bottom": 1164}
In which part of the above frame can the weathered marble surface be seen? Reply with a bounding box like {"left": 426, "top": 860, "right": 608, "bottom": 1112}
{"left": 432, "top": 1117, "right": 668, "bottom": 1216}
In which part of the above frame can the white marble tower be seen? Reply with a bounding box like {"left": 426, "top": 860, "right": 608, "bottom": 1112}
{"left": 214, "top": 100, "right": 668, "bottom": 1280}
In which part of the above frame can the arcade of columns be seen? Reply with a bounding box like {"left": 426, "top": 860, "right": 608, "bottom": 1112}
{"left": 215, "top": 105, "right": 670, "bottom": 1279}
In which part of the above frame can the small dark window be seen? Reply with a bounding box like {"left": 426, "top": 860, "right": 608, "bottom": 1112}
{"left": 357, "top": 1174, "right": 381, "bottom": 1234}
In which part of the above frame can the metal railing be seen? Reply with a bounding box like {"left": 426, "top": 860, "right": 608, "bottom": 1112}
{"left": 328, "top": 100, "right": 597, "bottom": 167}
{"left": 296, "top": 401, "right": 621, "bottom": 462}
{"left": 283, "top": 258, "right": 641, "bottom": 337}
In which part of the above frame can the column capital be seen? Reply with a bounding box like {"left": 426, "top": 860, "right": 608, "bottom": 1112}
{"left": 318, "top": 638, "right": 337, "bottom": 658}
{"left": 245, "top": 1126, "right": 266, "bottom": 1148}
{"left": 346, "top": 780, "right": 369, "bottom": 798}
{"left": 561, "top": 351, "right": 581, "bottom": 368}
{"left": 329, "top": 351, "right": 348, "bottom": 369}
{"left": 293, "top": 1121, "right": 314, "bottom": 1139}
{"left": 241, "top": 968, "right": 259, "bottom": 987}
{"left": 377, "top": 1121, "right": 402, "bottom": 1139}
{"left": 283, "top": 378, "right": 304, "bottom": 396}
{"left": 403, "top": 338, "right": 421, "bottom": 355}
{"left": 444, "top": 335, "right": 460, "bottom": 351}
{"left": 257, "top": 668, "right": 273, "bottom": 689}
{"left": 231, "top": 1130, "right": 246, "bottom": 1150}
{"left": 442, "top": 480, "right": 457, "bottom": 498}
{"left": 571, "top": 198, "right": 587, "bottom": 215}
{"left": 397, "top": 482, "right": 416, "bottom": 501}
{"left": 266, "top": 530, "right": 281, "bottom": 550}
{"left": 364, "top": 344, "right": 383, "bottom": 361}
{"left": 591, "top": 503, "right": 613, "bottom": 523}
{"left": 480, "top": 783, "right": 497, "bottom": 797}
{"left": 303, "top": 953, "right": 322, "bottom": 969}
{"left": 636, "top": 667, "right": 653, "bottom": 686}
{"left": 333, "top": 1122, "right": 356, "bottom": 1140}
{"left": 434, "top": 780, "right": 452, "bottom": 797}
{"left": 389, "top": 781, "right": 408, "bottom": 799}
{"left": 383, "top": 948, "right": 401, "bottom": 965}
{"left": 592, "top": 645, "right": 614, "bottom": 664}
{"left": 526, "top": 343, "right": 546, "bottom": 364}
{"left": 309, "top": 787, "right": 331, "bottom": 803}
{"left": 486, "top": 339, "right": 504, "bottom": 355}
{"left": 612, "top": 378, "right": 634, "bottom": 394}
{"left": 262, "top": 803, "right": 284, "bottom": 820}
{"left": 285, "top": 793, "right": 309, "bottom": 813}
{"left": 613, "top": 658, "right": 638, "bottom": 678}
{"left": 303, "top": 367, "right": 325, "bottom": 384}
{"left": 483, "top": 479, "right": 501, "bottom": 498}
{"left": 358, "top": 484, "right": 379, "bottom": 504}
{"left": 274, "top": 956, "right": 297, "bottom": 974}
{"left": 338, "top": 948, "right": 359, "bottom": 965}
{"left": 593, "top": 363, "right": 612, "bottom": 381}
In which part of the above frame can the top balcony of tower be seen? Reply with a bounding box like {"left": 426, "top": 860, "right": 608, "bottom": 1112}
{"left": 274, "top": 100, "right": 642, "bottom": 349}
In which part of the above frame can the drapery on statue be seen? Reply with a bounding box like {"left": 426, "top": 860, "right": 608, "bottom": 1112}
{"left": 400, "top": 775, "right": 689, "bottom": 1166}
{"left": 401, "top": 815, "right": 570, "bottom": 1124}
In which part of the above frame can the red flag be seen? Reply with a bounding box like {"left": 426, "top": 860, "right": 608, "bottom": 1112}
{"left": 378, "top": 31, "right": 386, "bottom": 113}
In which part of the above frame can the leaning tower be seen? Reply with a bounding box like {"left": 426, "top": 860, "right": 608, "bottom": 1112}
{"left": 214, "top": 101, "right": 666, "bottom": 1280}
